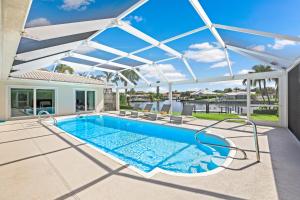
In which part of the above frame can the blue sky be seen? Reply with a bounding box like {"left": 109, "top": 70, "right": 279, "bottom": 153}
{"left": 25, "top": 0, "right": 300, "bottom": 91}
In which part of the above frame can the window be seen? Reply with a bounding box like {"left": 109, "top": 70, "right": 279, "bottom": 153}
{"left": 11, "top": 88, "right": 34, "bottom": 117}
{"left": 36, "top": 89, "right": 55, "bottom": 115}
{"left": 75, "top": 90, "right": 96, "bottom": 112}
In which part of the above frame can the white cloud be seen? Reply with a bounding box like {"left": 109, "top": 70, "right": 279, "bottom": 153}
{"left": 143, "top": 87, "right": 168, "bottom": 93}
{"left": 71, "top": 65, "right": 93, "bottom": 73}
{"left": 224, "top": 69, "right": 253, "bottom": 77}
{"left": 75, "top": 45, "right": 96, "bottom": 54}
{"left": 133, "top": 16, "right": 143, "bottom": 23}
{"left": 140, "top": 64, "right": 186, "bottom": 81}
{"left": 185, "top": 49, "right": 225, "bottom": 63}
{"left": 184, "top": 42, "right": 225, "bottom": 63}
{"left": 165, "top": 72, "right": 186, "bottom": 80}
{"left": 238, "top": 69, "right": 254, "bottom": 75}
{"left": 208, "top": 80, "right": 243, "bottom": 87}
{"left": 125, "top": 15, "right": 144, "bottom": 24}
{"left": 139, "top": 66, "right": 159, "bottom": 80}
{"left": 268, "top": 39, "right": 297, "bottom": 50}
{"left": 210, "top": 61, "right": 228, "bottom": 68}
{"left": 26, "top": 18, "right": 51, "bottom": 27}
{"left": 189, "top": 42, "right": 214, "bottom": 50}
{"left": 61, "top": 0, "right": 95, "bottom": 11}
{"left": 252, "top": 45, "right": 266, "bottom": 52}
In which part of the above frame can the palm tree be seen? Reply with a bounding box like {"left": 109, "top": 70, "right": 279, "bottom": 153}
{"left": 102, "top": 72, "right": 114, "bottom": 82}
{"left": 272, "top": 78, "right": 279, "bottom": 102}
{"left": 99, "top": 70, "right": 141, "bottom": 91}
{"left": 118, "top": 69, "right": 140, "bottom": 106}
{"left": 101, "top": 70, "right": 140, "bottom": 106}
{"left": 101, "top": 72, "right": 119, "bottom": 85}
{"left": 243, "top": 65, "right": 273, "bottom": 104}
{"left": 120, "top": 69, "right": 140, "bottom": 94}
{"left": 156, "top": 81, "right": 160, "bottom": 98}
{"left": 55, "top": 64, "right": 74, "bottom": 74}
{"left": 243, "top": 76, "right": 266, "bottom": 104}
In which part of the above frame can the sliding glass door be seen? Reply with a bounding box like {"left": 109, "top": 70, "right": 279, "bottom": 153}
{"left": 76, "top": 90, "right": 96, "bottom": 112}
{"left": 10, "top": 88, "right": 56, "bottom": 118}
{"left": 11, "top": 88, "right": 34, "bottom": 117}
{"left": 36, "top": 89, "right": 55, "bottom": 115}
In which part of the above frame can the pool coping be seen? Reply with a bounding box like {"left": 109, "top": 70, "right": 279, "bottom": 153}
{"left": 44, "top": 113, "right": 236, "bottom": 178}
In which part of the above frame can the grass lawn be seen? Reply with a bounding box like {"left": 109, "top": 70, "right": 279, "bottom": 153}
{"left": 192, "top": 113, "right": 239, "bottom": 121}
{"left": 171, "top": 112, "right": 181, "bottom": 116}
{"left": 120, "top": 108, "right": 278, "bottom": 123}
{"left": 250, "top": 114, "right": 279, "bottom": 122}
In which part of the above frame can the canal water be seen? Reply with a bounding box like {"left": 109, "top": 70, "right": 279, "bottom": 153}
{"left": 130, "top": 100, "right": 247, "bottom": 114}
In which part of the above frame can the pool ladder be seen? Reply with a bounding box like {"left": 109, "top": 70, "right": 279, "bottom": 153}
{"left": 194, "top": 118, "right": 260, "bottom": 162}
{"left": 38, "top": 110, "right": 57, "bottom": 125}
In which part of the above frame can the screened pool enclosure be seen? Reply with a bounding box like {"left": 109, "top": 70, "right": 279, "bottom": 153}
{"left": 8, "top": 0, "right": 300, "bottom": 127}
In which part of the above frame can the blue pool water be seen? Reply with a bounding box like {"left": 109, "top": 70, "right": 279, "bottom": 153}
{"left": 57, "top": 115, "right": 230, "bottom": 175}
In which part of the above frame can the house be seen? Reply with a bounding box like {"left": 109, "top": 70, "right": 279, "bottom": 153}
{"left": 191, "top": 89, "right": 217, "bottom": 97}
{"left": 0, "top": 70, "right": 107, "bottom": 120}
{"left": 223, "top": 91, "right": 255, "bottom": 100}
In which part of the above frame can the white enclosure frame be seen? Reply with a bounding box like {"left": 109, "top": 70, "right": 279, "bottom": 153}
{"left": 13, "top": 0, "right": 296, "bottom": 82}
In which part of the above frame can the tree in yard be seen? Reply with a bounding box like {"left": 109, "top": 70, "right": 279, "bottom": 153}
{"left": 272, "top": 78, "right": 279, "bottom": 102}
{"left": 120, "top": 69, "right": 140, "bottom": 94}
{"left": 233, "top": 87, "right": 240, "bottom": 92}
{"left": 101, "top": 70, "right": 140, "bottom": 105}
{"left": 55, "top": 64, "right": 74, "bottom": 74}
{"left": 128, "top": 88, "right": 136, "bottom": 95}
{"left": 223, "top": 88, "right": 233, "bottom": 93}
{"left": 242, "top": 65, "right": 273, "bottom": 105}
{"left": 101, "top": 72, "right": 120, "bottom": 85}
{"left": 120, "top": 70, "right": 140, "bottom": 105}
{"left": 155, "top": 81, "right": 161, "bottom": 99}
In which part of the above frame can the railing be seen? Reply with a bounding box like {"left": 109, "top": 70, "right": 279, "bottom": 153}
{"left": 195, "top": 118, "right": 260, "bottom": 162}
{"left": 38, "top": 110, "right": 57, "bottom": 125}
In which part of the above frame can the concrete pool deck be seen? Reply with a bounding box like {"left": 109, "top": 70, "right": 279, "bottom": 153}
{"left": 0, "top": 113, "right": 299, "bottom": 200}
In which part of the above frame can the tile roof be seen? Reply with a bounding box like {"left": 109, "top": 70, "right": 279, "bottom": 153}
{"left": 10, "top": 70, "right": 105, "bottom": 85}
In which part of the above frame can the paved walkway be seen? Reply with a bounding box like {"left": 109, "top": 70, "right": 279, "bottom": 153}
{"left": 0, "top": 114, "right": 299, "bottom": 200}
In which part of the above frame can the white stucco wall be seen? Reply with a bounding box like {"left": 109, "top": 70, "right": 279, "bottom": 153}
{"left": 0, "top": 79, "right": 104, "bottom": 120}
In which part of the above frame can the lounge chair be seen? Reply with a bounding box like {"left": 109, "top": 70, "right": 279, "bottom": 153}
{"left": 170, "top": 104, "right": 194, "bottom": 124}
{"left": 147, "top": 104, "right": 171, "bottom": 120}
{"left": 131, "top": 103, "right": 153, "bottom": 118}
{"left": 119, "top": 104, "right": 140, "bottom": 116}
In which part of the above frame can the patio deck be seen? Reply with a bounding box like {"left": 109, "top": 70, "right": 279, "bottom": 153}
{"left": 0, "top": 114, "right": 299, "bottom": 200}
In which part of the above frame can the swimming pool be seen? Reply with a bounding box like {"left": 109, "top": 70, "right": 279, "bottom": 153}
{"left": 56, "top": 115, "right": 233, "bottom": 176}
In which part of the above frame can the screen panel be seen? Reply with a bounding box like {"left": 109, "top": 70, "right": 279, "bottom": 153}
{"left": 202, "top": 0, "right": 300, "bottom": 36}
{"left": 25, "top": 0, "right": 140, "bottom": 26}
{"left": 123, "top": 0, "right": 205, "bottom": 41}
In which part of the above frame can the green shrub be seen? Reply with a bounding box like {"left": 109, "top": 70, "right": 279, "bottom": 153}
{"left": 120, "top": 105, "right": 132, "bottom": 110}
{"left": 120, "top": 93, "right": 127, "bottom": 106}
{"left": 253, "top": 108, "right": 278, "bottom": 115}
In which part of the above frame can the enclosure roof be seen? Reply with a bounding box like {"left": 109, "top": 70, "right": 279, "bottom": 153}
{"left": 10, "top": 70, "right": 105, "bottom": 85}
{"left": 9, "top": 0, "right": 300, "bottom": 88}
